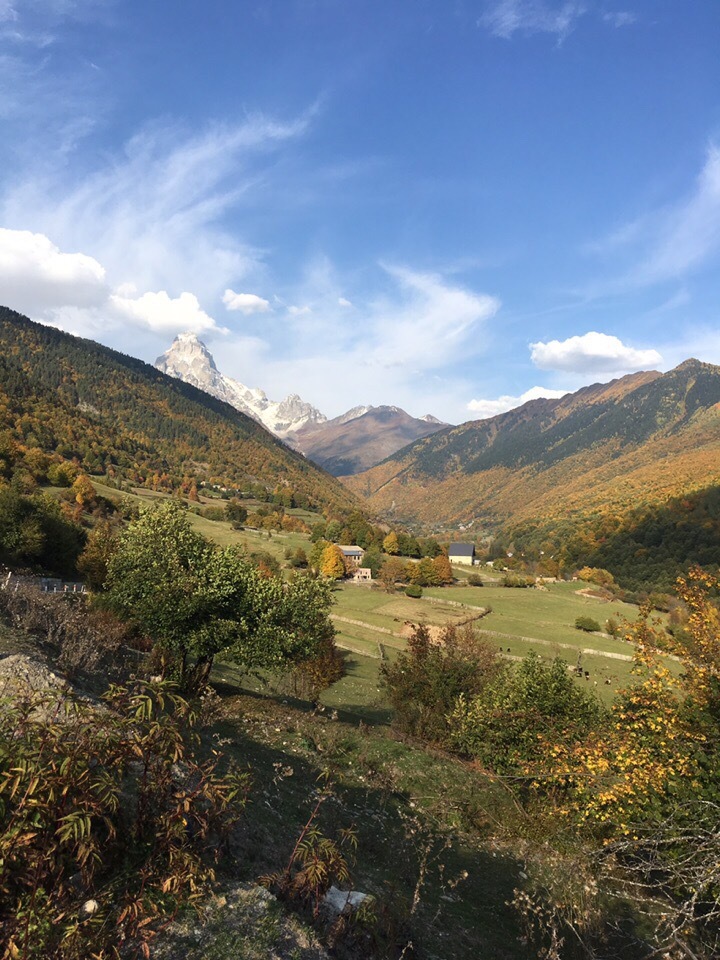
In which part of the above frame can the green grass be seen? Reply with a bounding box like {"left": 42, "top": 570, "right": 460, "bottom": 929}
{"left": 210, "top": 692, "right": 533, "bottom": 960}
{"left": 65, "top": 480, "right": 317, "bottom": 563}
{"left": 327, "top": 580, "right": 668, "bottom": 703}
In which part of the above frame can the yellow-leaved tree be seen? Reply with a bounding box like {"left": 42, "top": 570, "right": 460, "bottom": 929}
{"left": 320, "top": 543, "right": 346, "bottom": 580}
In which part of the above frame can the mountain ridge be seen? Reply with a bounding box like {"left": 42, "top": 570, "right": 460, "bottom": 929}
{"left": 155, "top": 333, "right": 449, "bottom": 475}
{"left": 343, "top": 360, "right": 720, "bottom": 534}
{"left": 289, "top": 404, "right": 449, "bottom": 476}
{"left": 156, "top": 333, "right": 327, "bottom": 437}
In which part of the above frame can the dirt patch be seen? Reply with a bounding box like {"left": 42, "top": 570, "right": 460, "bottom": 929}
{"left": 0, "top": 652, "right": 68, "bottom": 696}
{"left": 574, "top": 588, "right": 610, "bottom": 602}
{"left": 399, "top": 622, "right": 446, "bottom": 642}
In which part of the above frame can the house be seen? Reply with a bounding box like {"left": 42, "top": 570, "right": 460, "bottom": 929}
{"left": 338, "top": 545, "right": 364, "bottom": 568}
{"left": 448, "top": 542, "right": 475, "bottom": 565}
{"left": 351, "top": 567, "right": 372, "bottom": 582}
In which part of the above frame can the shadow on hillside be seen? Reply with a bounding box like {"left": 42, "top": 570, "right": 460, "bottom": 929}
{"left": 210, "top": 696, "right": 532, "bottom": 960}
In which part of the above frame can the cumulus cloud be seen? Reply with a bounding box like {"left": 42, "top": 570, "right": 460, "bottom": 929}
{"left": 223, "top": 289, "right": 270, "bottom": 314}
{"left": 338, "top": 296, "right": 352, "bottom": 307}
{"left": 288, "top": 304, "right": 312, "bottom": 316}
{"left": 467, "top": 386, "right": 569, "bottom": 419}
{"left": 530, "top": 331, "right": 661, "bottom": 373}
{"left": 479, "top": 0, "right": 587, "bottom": 40}
{"left": 0, "top": 227, "right": 107, "bottom": 313}
{"left": 109, "top": 290, "right": 223, "bottom": 335}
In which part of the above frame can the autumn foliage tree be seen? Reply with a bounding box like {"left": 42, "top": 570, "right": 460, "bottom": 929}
{"left": 320, "top": 543, "right": 345, "bottom": 580}
{"left": 382, "top": 531, "right": 400, "bottom": 555}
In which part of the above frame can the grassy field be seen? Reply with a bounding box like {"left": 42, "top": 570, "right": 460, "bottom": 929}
{"left": 39, "top": 479, "right": 661, "bottom": 710}
{"left": 324, "top": 579, "right": 659, "bottom": 713}
{"left": 84, "top": 480, "right": 319, "bottom": 562}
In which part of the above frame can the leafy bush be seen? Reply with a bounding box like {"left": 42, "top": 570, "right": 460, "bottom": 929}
{"left": 404, "top": 584, "right": 423, "bottom": 598}
{"left": 0, "top": 680, "right": 247, "bottom": 960}
{"left": 502, "top": 572, "right": 534, "bottom": 588}
{"left": 201, "top": 505, "right": 225, "bottom": 521}
{"left": 467, "top": 573, "right": 484, "bottom": 587}
{"left": 575, "top": 615, "right": 601, "bottom": 632}
{"left": 381, "top": 624, "right": 502, "bottom": 744}
{"left": 449, "top": 653, "right": 606, "bottom": 774}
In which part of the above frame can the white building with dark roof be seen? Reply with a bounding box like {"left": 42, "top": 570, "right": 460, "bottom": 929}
{"left": 448, "top": 542, "right": 475, "bottom": 565}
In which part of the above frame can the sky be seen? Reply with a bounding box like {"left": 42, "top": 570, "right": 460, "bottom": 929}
{"left": 0, "top": 0, "right": 719, "bottom": 423}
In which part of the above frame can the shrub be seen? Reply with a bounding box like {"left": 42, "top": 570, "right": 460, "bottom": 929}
{"left": 0, "top": 680, "right": 247, "bottom": 959}
{"left": 405, "top": 584, "right": 423, "bottom": 598}
{"left": 575, "top": 615, "right": 601, "bottom": 633}
{"left": 467, "top": 573, "right": 484, "bottom": 587}
{"left": 502, "top": 572, "right": 534, "bottom": 588}
{"left": 449, "top": 653, "right": 606, "bottom": 774}
{"left": 201, "top": 505, "right": 225, "bottom": 521}
{"left": 381, "top": 624, "right": 501, "bottom": 744}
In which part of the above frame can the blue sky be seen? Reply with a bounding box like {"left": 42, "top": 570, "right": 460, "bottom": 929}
{"left": 0, "top": 0, "right": 719, "bottom": 423}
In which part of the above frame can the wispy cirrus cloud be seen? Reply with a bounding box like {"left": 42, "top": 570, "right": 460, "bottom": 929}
{"left": 479, "top": 1, "right": 637, "bottom": 41}
{"left": 586, "top": 145, "right": 720, "bottom": 292}
{"left": 530, "top": 331, "right": 661, "bottom": 373}
{"left": 215, "top": 260, "right": 501, "bottom": 421}
{"left": 2, "top": 112, "right": 312, "bottom": 305}
{"left": 631, "top": 144, "right": 720, "bottom": 286}
{"left": 479, "top": 1, "right": 588, "bottom": 41}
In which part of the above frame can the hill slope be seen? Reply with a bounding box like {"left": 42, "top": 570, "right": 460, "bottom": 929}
{"left": 290, "top": 405, "right": 449, "bottom": 475}
{"left": 344, "top": 360, "right": 720, "bottom": 533}
{"left": 0, "top": 307, "right": 358, "bottom": 513}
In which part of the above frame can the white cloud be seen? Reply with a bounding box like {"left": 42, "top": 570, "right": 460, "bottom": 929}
{"left": 479, "top": 0, "right": 587, "bottom": 41}
{"left": 633, "top": 145, "right": 720, "bottom": 285}
{"left": 368, "top": 265, "right": 500, "bottom": 370}
{"left": 221, "top": 262, "right": 501, "bottom": 423}
{"left": 467, "top": 386, "right": 569, "bottom": 419}
{"left": 338, "top": 296, "right": 352, "bottom": 307}
{"left": 223, "top": 289, "right": 270, "bottom": 314}
{"left": 109, "top": 290, "right": 223, "bottom": 335}
{"left": 585, "top": 146, "right": 720, "bottom": 294}
{"left": 288, "top": 304, "right": 312, "bottom": 316}
{"left": 0, "top": 227, "right": 107, "bottom": 313}
{"left": 530, "top": 331, "right": 661, "bottom": 373}
{"left": 2, "top": 113, "right": 312, "bottom": 304}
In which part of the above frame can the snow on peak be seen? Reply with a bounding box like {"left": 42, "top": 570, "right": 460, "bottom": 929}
{"left": 155, "top": 333, "right": 326, "bottom": 436}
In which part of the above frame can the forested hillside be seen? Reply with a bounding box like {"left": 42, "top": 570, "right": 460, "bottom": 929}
{"left": 346, "top": 359, "right": 720, "bottom": 530}
{"left": 0, "top": 308, "right": 358, "bottom": 514}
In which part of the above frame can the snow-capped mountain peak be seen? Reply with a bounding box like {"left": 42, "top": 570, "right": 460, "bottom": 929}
{"left": 155, "top": 334, "right": 326, "bottom": 437}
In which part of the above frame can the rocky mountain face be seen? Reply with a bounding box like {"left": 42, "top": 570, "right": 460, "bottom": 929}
{"left": 155, "top": 333, "right": 327, "bottom": 437}
{"left": 156, "top": 334, "right": 448, "bottom": 473}
{"left": 344, "top": 359, "right": 720, "bottom": 531}
{"left": 289, "top": 405, "right": 449, "bottom": 476}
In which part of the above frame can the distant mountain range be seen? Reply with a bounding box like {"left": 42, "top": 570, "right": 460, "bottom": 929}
{"left": 156, "top": 333, "right": 448, "bottom": 475}
{"left": 288, "top": 406, "right": 447, "bottom": 476}
{"left": 344, "top": 359, "right": 720, "bottom": 536}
